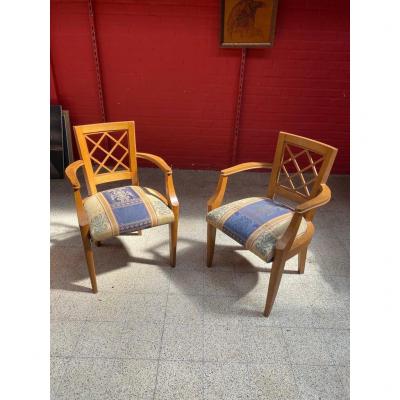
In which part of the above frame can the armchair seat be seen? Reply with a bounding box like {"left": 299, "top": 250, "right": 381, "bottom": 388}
{"left": 84, "top": 185, "right": 175, "bottom": 241}
{"left": 207, "top": 197, "right": 308, "bottom": 263}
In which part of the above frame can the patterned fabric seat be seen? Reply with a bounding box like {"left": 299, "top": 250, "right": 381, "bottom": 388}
{"left": 84, "top": 185, "right": 175, "bottom": 241}
{"left": 206, "top": 197, "right": 308, "bottom": 263}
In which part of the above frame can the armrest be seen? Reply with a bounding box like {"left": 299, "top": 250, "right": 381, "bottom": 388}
{"left": 136, "top": 152, "right": 172, "bottom": 174}
{"left": 65, "top": 160, "right": 84, "bottom": 189}
{"left": 136, "top": 152, "right": 178, "bottom": 209}
{"left": 275, "top": 184, "right": 331, "bottom": 252}
{"left": 295, "top": 184, "right": 331, "bottom": 214}
{"left": 207, "top": 161, "right": 273, "bottom": 211}
{"left": 221, "top": 162, "right": 273, "bottom": 177}
{"left": 64, "top": 160, "right": 88, "bottom": 226}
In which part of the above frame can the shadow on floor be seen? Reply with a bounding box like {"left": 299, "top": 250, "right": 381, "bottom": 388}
{"left": 51, "top": 222, "right": 298, "bottom": 299}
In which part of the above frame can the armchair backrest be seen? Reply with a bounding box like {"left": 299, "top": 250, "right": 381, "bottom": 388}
{"left": 267, "top": 132, "right": 338, "bottom": 203}
{"left": 73, "top": 121, "right": 138, "bottom": 195}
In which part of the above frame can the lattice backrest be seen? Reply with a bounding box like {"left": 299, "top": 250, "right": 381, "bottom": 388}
{"left": 73, "top": 121, "right": 138, "bottom": 195}
{"left": 267, "top": 132, "right": 338, "bottom": 203}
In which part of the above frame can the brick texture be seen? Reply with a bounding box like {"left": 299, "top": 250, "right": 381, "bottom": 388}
{"left": 51, "top": 0, "right": 349, "bottom": 173}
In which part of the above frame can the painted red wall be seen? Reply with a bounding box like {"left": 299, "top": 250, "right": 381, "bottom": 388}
{"left": 51, "top": 0, "right": 349, "bottom": 173}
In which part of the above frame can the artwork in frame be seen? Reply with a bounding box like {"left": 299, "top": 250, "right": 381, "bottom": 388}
{"left": 220, "top": 0, "right": 279, "bottom": 48}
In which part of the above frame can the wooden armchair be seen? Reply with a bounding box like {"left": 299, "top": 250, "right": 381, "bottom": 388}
{"left": 206, "top": 132, "right": 337, "bottom": 317}
{"left": 65, "top": 121, "right": 179, "bottom": 293}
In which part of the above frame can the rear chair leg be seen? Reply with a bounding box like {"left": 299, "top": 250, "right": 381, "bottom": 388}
{"left": 207, "top": 224, "right": 216, "bottom": 268}
{"left": 298, "top": 246, "right": 308, "bottom": 274}
{"left": 80, "top": 226, "right": 98, "bottom": 293}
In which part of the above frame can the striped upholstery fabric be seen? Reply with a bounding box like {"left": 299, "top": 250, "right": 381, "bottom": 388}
{"left": 84, "top": 186, "right": 174, "bottom": 241}
{"left": 206, "top": 197, "right": 307, "bottom": 263}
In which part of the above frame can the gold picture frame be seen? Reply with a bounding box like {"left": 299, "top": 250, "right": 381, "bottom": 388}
{"left": 220, "top": 0, "right": 279, "bottom": 48}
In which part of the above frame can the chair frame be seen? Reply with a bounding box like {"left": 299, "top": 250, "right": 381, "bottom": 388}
{"left": 207, "top": 131, "right": 337, "bottom": 317}
{"left": 65, "top": 121, "right": 179, "bottom": 293}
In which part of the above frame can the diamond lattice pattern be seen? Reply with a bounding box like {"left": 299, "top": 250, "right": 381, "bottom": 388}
{"left": 277, "top": 144, "right": 324, "bottom": 198}
{"left": 85, "top": 130, "right": 130, "bottom": 175}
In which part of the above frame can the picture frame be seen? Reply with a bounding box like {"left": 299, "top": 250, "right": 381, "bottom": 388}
{"left": 220, "top": 0, "right": 279, "bottom": 48}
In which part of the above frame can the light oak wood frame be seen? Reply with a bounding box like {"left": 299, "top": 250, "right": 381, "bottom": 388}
{"left": 65, "top": 121, "right": 179, "bottom": 293}
{"left": 207, "top": 132, "right": 337, "bottom": 317}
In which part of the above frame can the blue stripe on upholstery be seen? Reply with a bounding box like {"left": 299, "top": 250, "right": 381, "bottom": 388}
{"left": 102, "top": 186, "right": 152, "bottom": 233}
{"left": 222, "top": 199, "right": 291, "bottom": 245}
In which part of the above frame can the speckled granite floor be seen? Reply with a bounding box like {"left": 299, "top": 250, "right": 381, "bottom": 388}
{"left": 51, "top": 168, "right": 349, "bottom": 400}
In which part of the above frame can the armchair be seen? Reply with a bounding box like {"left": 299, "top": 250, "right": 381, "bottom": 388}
{"left": 206, "top": 132, "right": 337, "bottom": 317}
{"left": 65, "top": 121, "right": 179, "bottom": 293}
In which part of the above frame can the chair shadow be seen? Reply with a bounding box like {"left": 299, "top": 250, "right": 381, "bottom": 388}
{"left": 51, "top": 222, "right": 298, "bottom": 318}
{"left": 50, "top": 224, "right": 170, "bottom": 293}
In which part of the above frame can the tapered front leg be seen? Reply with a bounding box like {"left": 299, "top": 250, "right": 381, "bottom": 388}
{"left": 80, "top": 226, "right": 98, "bottom": 293}
{"left": 264, "top": 253, "right": 286, "bottom": 317}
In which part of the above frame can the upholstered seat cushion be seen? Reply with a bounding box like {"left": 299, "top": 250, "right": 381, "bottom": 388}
{"left": 84, "top": 185, "right": 175, "bottom": 241}
{"left": 206, "top": 197, "right": 308, "bottom": 263}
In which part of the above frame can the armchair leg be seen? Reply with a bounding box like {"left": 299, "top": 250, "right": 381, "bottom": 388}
{"left": 169, "top": 220, "right": 178, "bottom": 267}
{"left": 298, "top": 246, "right": 308, "bottom": 274}
{"left": 264, "top": 253, "right": 286, "bottom": 317}
{"left": 80, "top": 226, "right": 98, "bottom": 293}
{"left": 207, "top": 224, "right": 216, "bottom": 268}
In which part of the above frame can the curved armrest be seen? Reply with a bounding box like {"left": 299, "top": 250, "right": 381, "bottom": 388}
{"left": 136, "top": 152, "right": 178, "bottom": 209}
{"left": 295, "top": 184, "right": 331, "bottom": 214}
{"left": 275, "top": 184, "right": 331, "bottom": 252}
{"left": 64, "top": 160, "right": 88, "bottom": 226}
{"left": 221, "top": 162, "right": 273, "bottom": 177}
{"left": 65, "top": 160, "right": 84, "bottom": 189}
{"left": 137, "top": 152, "right": 172, "bottom": 175}
{"left": 207, "top": 161, "right": 272, "bottom": 211}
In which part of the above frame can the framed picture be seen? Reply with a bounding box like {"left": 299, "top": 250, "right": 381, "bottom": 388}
{"left": 220, "top": 0, "right": 279, "bottom": 48}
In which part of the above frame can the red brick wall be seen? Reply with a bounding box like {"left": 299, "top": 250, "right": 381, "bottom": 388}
{"left": 51, "top": 0, "right": 349, "bottom": 173}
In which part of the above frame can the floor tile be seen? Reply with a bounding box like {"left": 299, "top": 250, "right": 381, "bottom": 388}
{"left": 169, "top": 270, "right": 205, "bottom": 295}
{"left": 160, "top": 322, "right": 203, "bottom": 361}
{"left": 336, "top": 365, "right": 350, "bottom": 398}
{"left": 50, "top": 357, "right": 70, "bottom": 399}
{"left": 237, "top": 292, "right": 315, "bottom": 328}
{"left": 242, "top": 325, "right": 290, "bottom": 363}
{"left": 203, "top": 323, "right": 246, "bottom": 362}
{"left": 165, "top": 294, "right": 203, "bottom": 324}
{"left": 324, "top": 329, "right": 350, "bottom": 365}
{"left": 247, "top": 363, "right": 300, "bottom": 400}
{"left": 85, "top": 292, "right": 131, "bottom": 322}
{"left": 234, "top": 272, "right": 269, "bottom": 296}
{"left": 312, "top": 295, "right": 350, "bottom": 329}
{"left": 51, "top": 291, "right": 95, "bottom": 321}
{"left": 205, "top": 270, "right": 240, "bottom": 297}
{"left": 154, "top": 361, "right": 204, "bottom": 400}
{"left": 124, "top": 293, "right": 168, "bottom": 324}
{"left": 203, "top": 295, "right": 241, "bottom": 326}
{"left": 133, "top": 265, "right": 171, "bottom": 294}
{"left": 56, "top": 358, "right": 157, "bottom": 400}
{"left": 323, "top": 275, "right": 350, "bottom": 299}
{"left": 293, "top": 365, "right": 348, "bottom": 400}
{"left": 283, "top": 328, "right": 336, "bottom": 365}
{"left": 51, "top": 321, "right": 84, "bottom": 357}
{"left": 75, "top": 320, "right": 163, "bottom": 359}
{"left": 204, "top": 362, "right": 253, "bottom": 400}
{"left": 204, "top": 323, "right": 288, "bottom": 363}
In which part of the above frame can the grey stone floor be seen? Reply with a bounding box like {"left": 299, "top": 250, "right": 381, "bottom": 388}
{"left": 51, "top": 168, "right": 350, "bottom": 400}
